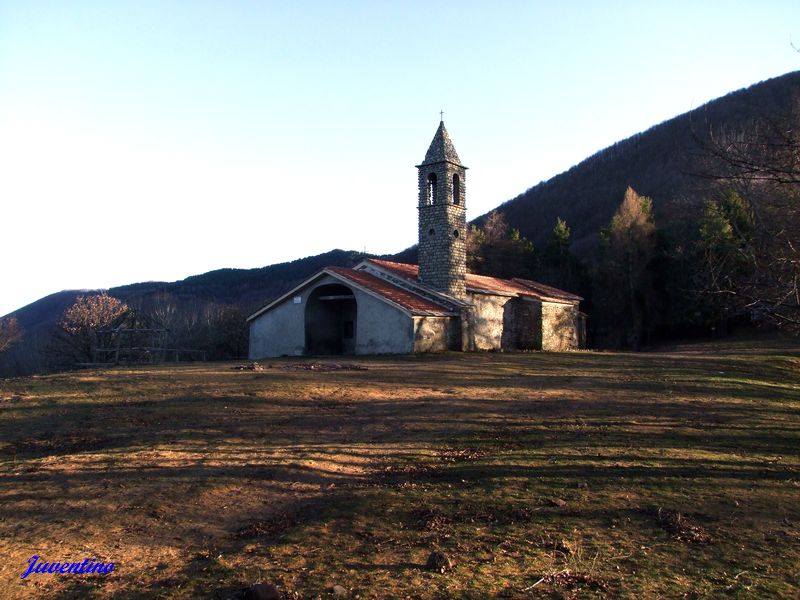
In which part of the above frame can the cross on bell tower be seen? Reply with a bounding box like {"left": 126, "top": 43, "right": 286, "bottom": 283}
{"left": 416, "top": 119, "right": 468, "bottom": 298}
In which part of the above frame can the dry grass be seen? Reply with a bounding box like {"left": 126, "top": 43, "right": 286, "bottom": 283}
{"left": 1, "top": 342, "right": 799, "bottom": 599}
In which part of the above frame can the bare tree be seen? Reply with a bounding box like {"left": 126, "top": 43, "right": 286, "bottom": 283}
{"left": 208, "top": 305, "right": 249, "bottom": 359}
{"left": 55, "top": 293, "right": 129, "bottom": 363}
{"left": 0, "top": 317, "right": 22, "bottom": 354}
{"left": 696, "top": 92, "right": 800, "bottom": 330}
{"left": 468, "top": 211, "right": 535, "bottom": 278}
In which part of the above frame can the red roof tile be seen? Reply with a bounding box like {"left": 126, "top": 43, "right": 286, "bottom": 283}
{"left": 465, "top": 272, "right": 532, "bottom": 296}
{"left": 327, "top": 267, "right": 455, "bottom": 316}
{"left": 366, "top": 259, "right": 419, "bottom": 280}
{"left": 365, "top": 259, "right": 580, "bottom": 302}
{"left": 511, "top": 278, "right": 583, "bottom": 302}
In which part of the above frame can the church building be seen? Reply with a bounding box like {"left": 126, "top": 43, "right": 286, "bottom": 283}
{"left": 248, "top": 121, "right": 584, "bottom": 358}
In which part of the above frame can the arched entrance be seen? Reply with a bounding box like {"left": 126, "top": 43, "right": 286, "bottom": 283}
{"left": 304, "top": 283, "right": 357, "bottom": 355}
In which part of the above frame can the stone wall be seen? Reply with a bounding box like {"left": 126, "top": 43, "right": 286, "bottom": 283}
{"left": 412, "top": 316, "right": 454, "bottom": 353}
{"left": 467, "top": 292, "right": 512, "bottom": 350}
{"left": 417, "top": 160, "right": 467, "bottom": 298}
{"left": 514, "top": 298, "right": 542, "bottom": 350}
{"left": 541, "top": 302, "right": 579, "bottom": 351}
{"left": 462, "top": 295, "right": 580, "bottom": 352}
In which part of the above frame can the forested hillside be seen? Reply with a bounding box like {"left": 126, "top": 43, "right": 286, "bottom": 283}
{"left": 482, "top": 70, "right": 800, "bottom": 257}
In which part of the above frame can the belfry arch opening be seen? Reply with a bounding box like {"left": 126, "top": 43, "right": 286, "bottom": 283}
{"left": 452, "top": 173, "right": 460, "bottom": 205}
{"left": 426, "top": 173, "right": 437, "bottom": 205}
{"left": 305, "top": 283, "right": 357, "bottom": 355}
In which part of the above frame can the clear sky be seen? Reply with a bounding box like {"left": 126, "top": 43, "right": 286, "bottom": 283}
{"left": 1, "top": 1, "right": 798, "bottom": 316}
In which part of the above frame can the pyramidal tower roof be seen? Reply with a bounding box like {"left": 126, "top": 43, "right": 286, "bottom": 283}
{"left": 419, "top": 120, "right": 464, "bottom": 167}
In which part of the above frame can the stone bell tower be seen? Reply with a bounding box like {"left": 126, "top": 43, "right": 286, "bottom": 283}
{"left": 416, "top": 120, "right": 468, "bottom": 298}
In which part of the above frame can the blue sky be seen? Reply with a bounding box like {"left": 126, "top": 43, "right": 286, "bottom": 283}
{"left": 1, "top": 1, "right": 798, "bottom": 316}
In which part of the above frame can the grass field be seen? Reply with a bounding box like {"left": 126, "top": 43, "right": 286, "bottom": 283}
{"left": 1, "top": 341, "right": 799, "bottom": 599}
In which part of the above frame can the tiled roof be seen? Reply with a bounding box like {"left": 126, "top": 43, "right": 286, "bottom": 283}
{"left": 511, "top": 278, "right": 583, "bottom": 302}
{"left": 466, "top": 272, "right": 533, "bottom": 296}
{"left": 419, "top": 121, "right": 463, "bottom": 166}
{"left": 365, "top": 259, "right": 581, "bottom": 302}
{"left": 366, "top": 258, "right": 419, "bottom": 280}
{"left": 327, "top": 267, "right": 455, "bottom": 316}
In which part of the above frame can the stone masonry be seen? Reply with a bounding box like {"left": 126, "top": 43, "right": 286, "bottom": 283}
{"left": 417, "top": 121, "right": 468, "bottom": 298}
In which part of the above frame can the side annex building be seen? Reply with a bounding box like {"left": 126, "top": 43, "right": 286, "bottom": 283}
{"left": 248, "top": 121, "right": 584, "bottom": 358}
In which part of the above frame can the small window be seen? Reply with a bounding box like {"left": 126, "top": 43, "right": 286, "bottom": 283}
{"left": 453, "top": 229, "right": 460, "bottom": 238}
{"left": 343, "top": 321, "right": 354, "bottom": 339}
{"left": 452, "top": 173, "right": 460, "bottom": 205}
{"left": 428, "top": 228, "right": 435, "bottom": 237}
{"left": 426, "top": 173, "right": 437, "bottom": 205}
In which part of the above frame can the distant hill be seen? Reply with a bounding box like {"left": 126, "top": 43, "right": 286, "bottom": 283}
{"left": 10, "top": 249, "right": 369, "bottom": 333}
{"left": 112, "top": 249, "right": 370, "bottom": 313}
{"left": 2, "top": 250, "right": 369, "bottom": 374}
{"left": 473, "top": 71, "right": 800, "bottom": 257}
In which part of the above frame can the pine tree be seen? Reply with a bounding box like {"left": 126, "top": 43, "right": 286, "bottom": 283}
{"left": 548, "top": 217, "right": 571, "bottom": 262}
{"left": 693, "top": 190, "right": 755, "bottom": 329}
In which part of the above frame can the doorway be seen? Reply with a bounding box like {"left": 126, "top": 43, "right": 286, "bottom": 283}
{"left": 304, "top": 284, "right": 357, "bottom": 355}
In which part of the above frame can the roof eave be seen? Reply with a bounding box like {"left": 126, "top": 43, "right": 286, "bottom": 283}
{"left": 415, "top": 160, "right": 468, "bottom": 169}
{"left": 410, "top": 311, "right": 457, "bottom": 317}
{"left": 246, "top": 269, "right": 333, "bottom": 322}
{"left": 466, "top": 286, "right": 518, "bottom": 297}
{"left": 527, "top": 295, "right": 581, "bottom": 304}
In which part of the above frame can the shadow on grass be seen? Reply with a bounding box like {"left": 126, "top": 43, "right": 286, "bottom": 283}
{"left": 1, "top": 349, "right": 799, "bottom": 598}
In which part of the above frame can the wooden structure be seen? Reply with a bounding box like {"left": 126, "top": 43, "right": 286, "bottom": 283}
{"left": 94, "top": 310, "right": 170, "bottom": 364}
{"left": 94, "top": 310, "right": 208, "bottom": 364}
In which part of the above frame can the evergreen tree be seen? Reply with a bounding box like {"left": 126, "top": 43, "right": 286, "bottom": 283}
{"left": 546, "top": 217, "right": 571, "bottom": 263}
{"left": 541, "top": 217, "right": 573, "bottom": 285}
{"left": 692, "top": 189, "right": 756, "bottom": 330}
